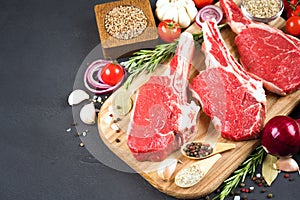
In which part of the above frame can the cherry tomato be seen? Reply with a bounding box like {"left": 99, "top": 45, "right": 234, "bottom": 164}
{"left": 286, "top": 16, "right": 300, "bottom": 36}
{"left": 158, "top": 19, "right": 181, "bottom": 43}
{"left": 287, "top": 5, "right": 300, "bottom": 18}
{"left": 100, "top": 63, "right": 124, "bottom": 86}
{"left": 284, "top": 0, "right": 298, "bottom": 11}
{"left": 193, "top": 0, "right": 214, "bottom": 9}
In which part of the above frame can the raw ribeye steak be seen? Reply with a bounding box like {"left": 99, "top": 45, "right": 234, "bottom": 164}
{"left": 220, "top": 0, "right": 300, "bottom": 95}
{"left": 127, "top": 33, "right": 200, "bottom": 162}
{"left": 190, "top": 19, "right": 266, "bottom": 141}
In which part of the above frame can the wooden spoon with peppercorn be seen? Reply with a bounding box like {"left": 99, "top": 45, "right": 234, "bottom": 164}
{"left": 180, "top": 141, "right": 236, "bottom": 160}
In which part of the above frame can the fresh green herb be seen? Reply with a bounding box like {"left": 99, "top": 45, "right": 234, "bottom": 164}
{"left": 121, "top": 41, "right": 177, "bottom": 88}
{"left": 121, "top": 24, "right": 227, "bottom": 88}
{"left": 213, "top": 146, "right": 266, "bottom": 200}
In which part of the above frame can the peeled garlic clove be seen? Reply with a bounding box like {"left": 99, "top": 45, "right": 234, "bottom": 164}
{"left": 276, "top": 157, "right": 300, "bottom": 173}
{"left": 80, "top": 102, "right": 96, "bottom": 125}
{"left": 157, "top": 159, "right": 178, "bottom": 181}
{"left": 68, "top": 89, "right": 89, "bottom": 106}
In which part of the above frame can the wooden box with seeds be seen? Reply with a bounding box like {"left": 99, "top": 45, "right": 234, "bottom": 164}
{"left": 94, "top": 0, "right": 158, "bottom": 59}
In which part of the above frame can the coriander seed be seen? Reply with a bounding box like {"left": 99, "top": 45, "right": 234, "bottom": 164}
{"left": 242, "top": 0, "right": 282, "bottom": 20}
{"left": 104, "top": 5, "right": 147, "bottom": 40}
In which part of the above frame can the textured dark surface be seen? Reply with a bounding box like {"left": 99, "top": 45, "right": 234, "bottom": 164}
{"left": 0, "top": 0, "right": 299, "bottom": 200}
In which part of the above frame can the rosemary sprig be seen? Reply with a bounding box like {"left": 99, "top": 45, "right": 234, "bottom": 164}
{"left": 121, "top": 41, "right": 177, "bottom": 88}
{"left": 121, "top": 24, "right": 227, "bottom": 88}
{"left": 213, "top": 146, "right": 266, "bottom": 200}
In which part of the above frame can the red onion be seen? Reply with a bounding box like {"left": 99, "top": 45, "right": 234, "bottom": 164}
{"left": 83, "top": 60, "right": 125, "bottom": 94}
{"left": 196, "top": 5, "right": 223, "bottom": 28}
{"left": 261, "top": 116, "right": 300, "bottom": 157}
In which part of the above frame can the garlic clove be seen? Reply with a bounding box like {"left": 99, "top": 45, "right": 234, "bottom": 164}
{"left": 177, "top": 6, "right": 191, "bottom": 28}
{"left": 156, "top": 0, "right": 169, "bottom": 8}
{"left": 276, "top": 157, "right": 300, "bottom": 173}
{"left": 157, "top": 158, "right": 178, "bottom": 181}
{"left": 185, "top": 4, "right": 198, "bottom": 21}
{"left": 155, "top": 4, "right": 169, "bottom": 21}
{"left": 68, "top": 89, "right": 90, "bottom": 106}
{"left": 80, "top": 102, "right": 96, "bottom": 125}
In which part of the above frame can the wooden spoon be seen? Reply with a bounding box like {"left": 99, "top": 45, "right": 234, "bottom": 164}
{"left": 175, "top": 154, "right": 222, "bottom": 188}
{"left": 181, "top": 141, "right": 236, "bottom": 160}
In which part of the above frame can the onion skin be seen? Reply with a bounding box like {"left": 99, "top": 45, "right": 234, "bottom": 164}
{"left": 83, "top": 60, "right": 126, "bottom": 94}
{"left": 261, "top": 116, "right": 300, "bottom": 157}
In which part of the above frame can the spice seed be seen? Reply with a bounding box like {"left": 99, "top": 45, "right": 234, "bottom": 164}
{"left": 66, "top": 128, "right": 71, "bottom": 132}
{"left": 267, "top": 193, "right": 273, "bottom": 198}
{"left": 260, "top": 188, "right": 267, "bottom": 193}
{"left": 243, "top": 0, "right": 281, "bottom": 18}
{"left": 104, "top": 5, "right": 147, "bottom": 40}
{"left": 284, "top": 173, "right": 290, "bottom": 179}
{"left": 71, "top": 122, "right": 77, "bottom": 126}
{"left": 79, "top": 142, "right": 85, "bottom": 147}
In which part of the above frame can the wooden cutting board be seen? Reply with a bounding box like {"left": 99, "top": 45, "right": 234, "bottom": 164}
{"left": 97, "top": 2, "right": 300, "bottom": 199}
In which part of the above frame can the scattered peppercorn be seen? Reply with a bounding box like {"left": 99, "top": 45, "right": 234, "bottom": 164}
{"left": 267, "top": 193, "right": 273, "bottom": 198}
{"left": 115, "top": 138, "right": 121, "bottom": 143}
{"left": 71, "top": 122, "right": 77, "bottom": 126}
{"left": 240, "top": 183, "right": 246, "bottom": 188}
{"left": 260, "top": 188, "right": 267, "bottom": 193}
{"left": 284, "top": 173, "right": 290, "bottom": 179}
{"left": 79, "top": 142, "right": 85, "bottom": 147}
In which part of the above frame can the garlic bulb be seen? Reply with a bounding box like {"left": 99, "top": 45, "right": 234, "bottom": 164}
{"left": 68, "top": 89, "right": 89, "bottom": 106}
{"left": 80, "top": 102, "right": 96, "bottom": 125}
{"left": 157, "top": 158, "right": 178, "bottom": 181}
{"left": 155, "top": 0, "right": 198, "bottom": 28}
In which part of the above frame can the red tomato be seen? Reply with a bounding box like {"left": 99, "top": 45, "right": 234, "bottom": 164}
{"left": 287, "top": 5, "right": 300, "bottom": 18}
{"left": 158, "top": 19, "right": 181, "bottom": 43}
{"left": 286, "top": 16, "right": 300, "bottom": 36}
{"left": 284, "top": 0, "right": 298, "bottom": 11}
{"left": 100, "top": 63, "right": 124, "bottom": 86}
{"left": 193, "top": 0, "right": 214, "bottom": 9}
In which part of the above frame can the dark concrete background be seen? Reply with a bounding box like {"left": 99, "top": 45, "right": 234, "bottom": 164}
{"left": 0, "top": 0, "right": 299, "bottom": 199}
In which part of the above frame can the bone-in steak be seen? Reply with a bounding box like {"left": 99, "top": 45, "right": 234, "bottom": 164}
{"left": 127, "top": 33, "right": 200, "bottom": 162}
{"left": 190, "top": 19, "right": 266, "bottom": 141}
{"left": 220, "top": 0, "right": 300, "bottom": 95}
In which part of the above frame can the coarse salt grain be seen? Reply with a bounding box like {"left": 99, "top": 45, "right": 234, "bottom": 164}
{"left": 111, "top": 123, "right": 120, "bottom": 131}
{"left": 104, "top": 114, "right": 113, "bottom": 124}
{"left": 234, "top": 196, "right": 241, "bottom": 200}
